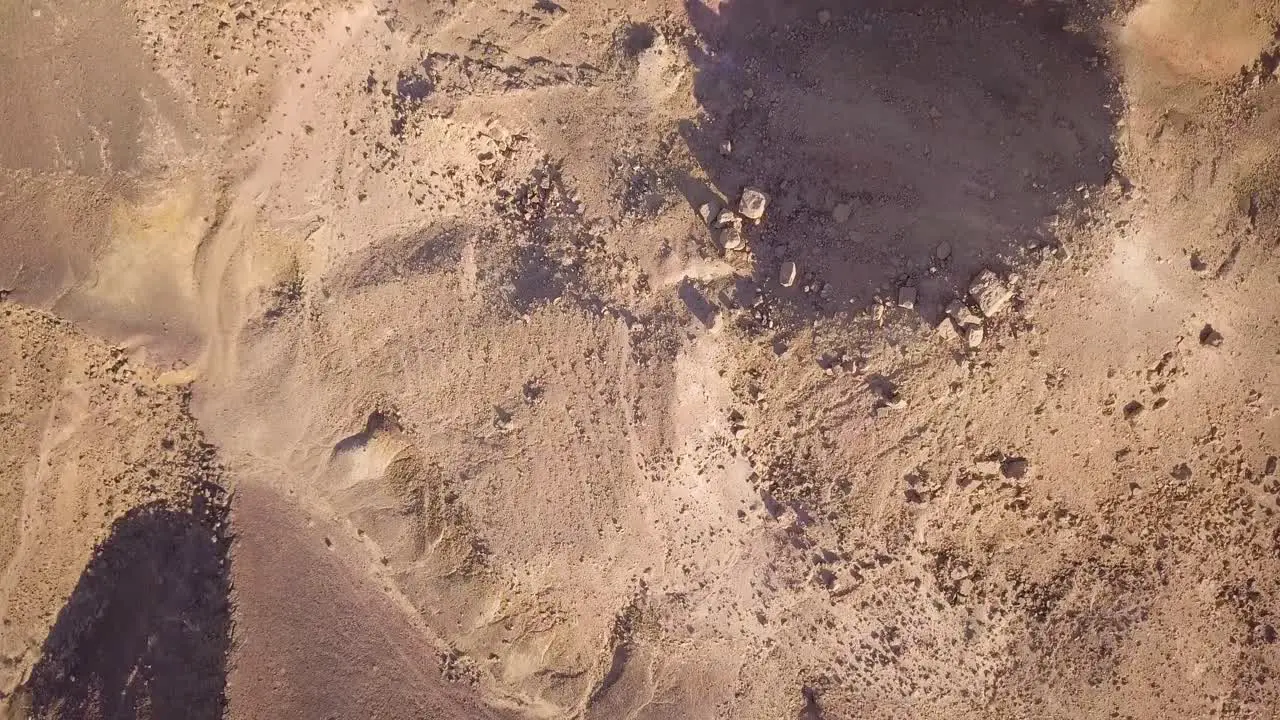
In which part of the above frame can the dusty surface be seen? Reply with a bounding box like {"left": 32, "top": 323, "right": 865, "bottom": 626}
{"left": 2, "top": 0, "right": 1280, "bottom": 718}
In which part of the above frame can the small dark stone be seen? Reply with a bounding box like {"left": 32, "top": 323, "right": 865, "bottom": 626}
{"left": 1122, "top": 401, "right": 1144, "bottom": 420}
{"left": 1199, "top": 324, "right": 1224, "bottom": 347}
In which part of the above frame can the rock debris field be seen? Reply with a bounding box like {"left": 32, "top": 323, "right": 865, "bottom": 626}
{"left": 1, "top": 0, "right": 1280, "bottom": 718}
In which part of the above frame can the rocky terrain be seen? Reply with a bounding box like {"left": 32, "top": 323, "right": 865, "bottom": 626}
{"left": 1, "top": 0, "right": 1279, "bottom": 718}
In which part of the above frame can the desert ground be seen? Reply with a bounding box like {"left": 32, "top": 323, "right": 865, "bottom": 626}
{"left": 2, "top": 0, "right": 1280, "bottom": 717}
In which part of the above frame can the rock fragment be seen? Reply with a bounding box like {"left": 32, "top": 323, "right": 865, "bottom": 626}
{"left": 698, "top": 202, "right": 718, "bottom": 226}
{"left": 973, "top": 460, "right": 1002, "bottom": 476}
{"left": 1123, "top": 400, "right": 1144, "bottom": 420}
{"left": 882, "top": 395, "right": 907, "bottom": 410}
{"left": 780, "top": 261, "right": 797, "bottom": 287}
{"left": 965, "top": 325, "right": 984, "bottom": 348}
{"left": 968, "top": 270, "right": 1013, "bottom": 317}
{"left": 717, "top": 224, "right": 746, "bottom": 252}
{"left": 1000, "top": 457, "right": 1028, "bottom": 478}
{"left": 739, "top": 187, "right": 769, "bottom": 220}
{"left": 1199, "top": 324, "right": 1223, "bottom": 347}
{"left": 935, "top": 241, "right": 951, "bottom": 260}
{"left": 936, "top": 318, "right": 962, "bottom": 344}
{"left": 897, "top": 285, "right": 917, "bottom": 309}
{"left": 946, "top": 301, "right": 981, "bottom": 327}
{"left": 817, "top": 9, "right": 831, "bottom": 24}
{"left": 832, "top": 203, "right": 851, "bottom": 223}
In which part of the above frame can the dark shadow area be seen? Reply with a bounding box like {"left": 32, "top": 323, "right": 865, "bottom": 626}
{"left": 681, "top": 0, "right": 1118, "bottom": 325}
{"left": 331, "top": 222, "right": 469, "bottom": 292}
{"left": 678, "top": 279, "right": 719, "bottom": 327}
{"left": 19, "top": 487, "right": 231, "bottom": 720}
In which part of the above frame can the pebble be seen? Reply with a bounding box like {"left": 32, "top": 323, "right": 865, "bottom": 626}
{"left": 935, "top": 241, "right": 951, "bottom": 260}
{"left": 780, "top": 261, "right": 798, "bottom": 287}
{"left": 817, "top": 9, "right": 831, "bottom": 24}
{"left": 720, "top": 139, "right": 732, "bottom": 156}
{"left": 968, "top": 270, "right": 1013, "bottom": 316}
{"left": 832, "top": 203, "right": 851, "bottom": 223}
{"left": 739, "top": 187, "right": 769, "bottom": 220}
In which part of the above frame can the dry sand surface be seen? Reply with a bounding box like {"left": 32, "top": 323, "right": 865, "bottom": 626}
{"left": 2, "top": 0, "right": 1280, "bottom": 717}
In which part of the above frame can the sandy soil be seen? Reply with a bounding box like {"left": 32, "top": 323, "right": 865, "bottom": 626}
{"left": 2, "top": 0, "right": 1280, "bottom": 718}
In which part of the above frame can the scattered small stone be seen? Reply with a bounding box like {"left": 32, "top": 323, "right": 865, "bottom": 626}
{"left": 720, "top": 139, "right": 732, "bottom": 156}
{"left": 739, "top": 187, "right": 769, "bottom": 220}
{"left": 965, "top": 325, "right": 984, "bottom": 348}
{"left": 1199, "top": 324, "right": 1223, "bottom": 347}
{"left": 968, "top": 270, "right": 1013, "bottom": 317}
{"left": 947, "top": 301, "right": 982, "bottom": 327}
{"left": 935, "top": 241, "right": 951, "bottom": 260}
{"left": 780, "top": 261, "right": 797, "bottom": 287}
{"left": 832, "top": 203, "right": 851, "bottom": 223}
{"left": 897, "top": 285, "right": 917, "bottom": 309}
{"left": 817, "top": 8, "right": 831, "bottom": 24}
{"left": 714, "top": 208, "right": 738, "bottom": 228}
